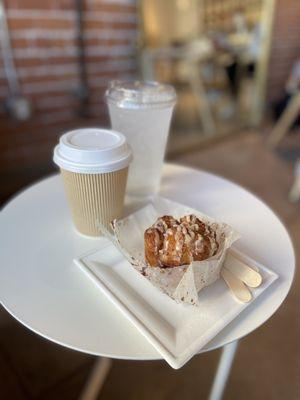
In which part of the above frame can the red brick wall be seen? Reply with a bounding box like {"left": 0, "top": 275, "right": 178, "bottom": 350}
{"left": 267, "top": 0, "right": 300, "bottom": 102}
{"left": 0, "top": 0, "right": 137, "bottom": 202}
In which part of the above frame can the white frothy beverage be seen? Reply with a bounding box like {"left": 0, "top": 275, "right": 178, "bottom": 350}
{"left": 105, "top": 81, "right": 176, "bottom": 198}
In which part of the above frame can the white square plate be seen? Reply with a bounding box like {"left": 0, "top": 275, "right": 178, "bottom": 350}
{"left": 75, "top": 243, "right": 278, "bottom": 369}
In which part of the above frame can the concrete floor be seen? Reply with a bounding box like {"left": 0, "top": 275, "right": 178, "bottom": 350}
{"left": 0, "top": 131, "right": 299, "bottom": 400}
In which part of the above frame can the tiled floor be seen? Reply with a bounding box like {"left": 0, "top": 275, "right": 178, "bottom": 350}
{"left": 0, "top": 131, "right": 299, "bottom": 400}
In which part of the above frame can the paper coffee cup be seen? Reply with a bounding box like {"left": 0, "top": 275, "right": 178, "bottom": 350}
{"left": 53, "top": 128, "right": 132, "bottom": 237}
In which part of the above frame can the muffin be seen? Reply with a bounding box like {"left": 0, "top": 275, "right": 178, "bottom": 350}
{"left": 144, "top": 214, "right": 219, "bottom": 268}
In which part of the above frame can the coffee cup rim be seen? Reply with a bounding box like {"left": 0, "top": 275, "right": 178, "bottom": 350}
{"left": 53, "top": 128, "right": 132, "bottom": 174}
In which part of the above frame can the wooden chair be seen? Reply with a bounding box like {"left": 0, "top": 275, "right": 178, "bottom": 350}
{"left": 267, "top": 90, "right": 300, "bottom": 148}
{"left": 267, "top": 91, "right": 300, "bottom": 202}
{"left": 140, "top": 42, "right": 217, "bottom": 136}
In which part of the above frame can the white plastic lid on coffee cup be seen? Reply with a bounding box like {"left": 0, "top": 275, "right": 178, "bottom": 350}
{"left": 53, "top": 128, "right": 132, "bottom": 174}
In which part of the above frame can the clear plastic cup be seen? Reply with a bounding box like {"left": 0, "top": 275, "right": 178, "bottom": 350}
{"left": 105, "top": 81, "right": 177, "bottom": 198}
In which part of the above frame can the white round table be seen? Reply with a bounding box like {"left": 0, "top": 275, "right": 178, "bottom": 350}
{"left": 0, "top": 163, "right": 295, "bottom": 399}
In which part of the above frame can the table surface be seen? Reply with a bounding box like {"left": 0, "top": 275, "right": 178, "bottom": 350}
{"left": 0, "top": 164, "right": 295, "bottom": 360}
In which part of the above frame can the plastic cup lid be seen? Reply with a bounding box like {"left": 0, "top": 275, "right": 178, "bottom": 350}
{"left": 53, "top": 128, "right": 132, "bottom": 174}
{"left": 105, "top": 80, "right": 177, "bottom": 109}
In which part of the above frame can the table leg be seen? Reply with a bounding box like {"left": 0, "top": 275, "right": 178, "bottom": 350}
{"left": 79, "top": 357, "right": 112, "bottom": 400}
{"left": 289, "top": 160, "right": 300, "bottom": 202}
{"left": 208, "top": 340, "right": 238, "bottom": 400}
{"left": 290, "top": 178, "right": 300, "bottom": 202}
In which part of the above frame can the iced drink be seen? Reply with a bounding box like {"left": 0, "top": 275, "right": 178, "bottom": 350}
{"left": 105, "top": 81, "right": 176, "bottom": 198}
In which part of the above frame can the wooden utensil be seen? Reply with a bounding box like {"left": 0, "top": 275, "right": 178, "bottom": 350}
{"left": 224, "top": 253, "right": 262, "bottom": 288}
{"left": 221, "top": 268, "right": 252, "bottom": 303}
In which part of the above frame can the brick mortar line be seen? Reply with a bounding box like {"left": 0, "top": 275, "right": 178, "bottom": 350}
{"left": 0, "top": 44, "right": 136, "bottom": 59}
{"left": 0, "top": 72, "right": 134, "bottom": 94}
{"left": 0, "top": 62, "right": 136, "bottom": 78}
{"left": 10, "top": 28, "right": 137, "bottom": 40}
{"left": 7, "top": 9, "right": 137, "bottom": 23}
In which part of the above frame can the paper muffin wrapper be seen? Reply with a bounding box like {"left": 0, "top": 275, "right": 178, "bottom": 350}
{"left": 111, "top": 197, "right": 240, "bottom": 306}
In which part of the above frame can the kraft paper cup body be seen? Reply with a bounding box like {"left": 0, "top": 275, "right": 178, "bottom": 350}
{"left": 60, "top": 167, "right": 128, "bottom": 236}
{"left": 53, "top": 128, "right": 132, "bottom": 237}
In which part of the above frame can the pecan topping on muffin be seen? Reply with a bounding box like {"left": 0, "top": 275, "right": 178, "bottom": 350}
{"left": 144, "top": 214, "right": 218, "bottom": 267}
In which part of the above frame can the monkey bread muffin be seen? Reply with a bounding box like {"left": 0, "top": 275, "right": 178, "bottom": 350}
{"left": 144, "top": 214, "right": 219, "bottom": 268}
